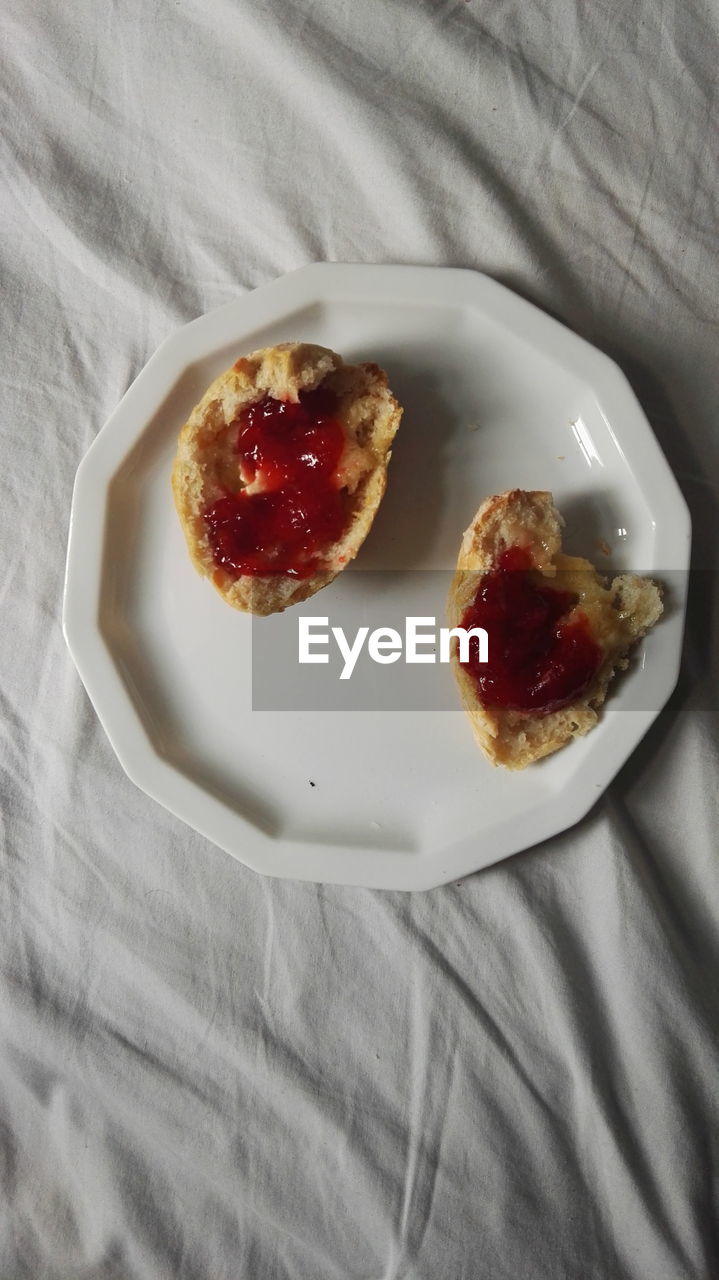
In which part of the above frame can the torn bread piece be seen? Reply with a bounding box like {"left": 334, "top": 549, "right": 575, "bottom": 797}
{"left": 172, "top": 342, "right": 402, "bottom": 615}
{"left": 447, "top": 490, "right": 663, "bottom": 769}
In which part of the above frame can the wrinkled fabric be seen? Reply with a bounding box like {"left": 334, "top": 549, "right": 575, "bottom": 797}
{"left": 2, "top": 1, "right": 718, "bottom": 1277}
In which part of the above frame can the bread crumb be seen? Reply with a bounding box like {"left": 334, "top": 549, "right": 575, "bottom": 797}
{"left": 597, "top": 539, "right": 611, "bottom": 557}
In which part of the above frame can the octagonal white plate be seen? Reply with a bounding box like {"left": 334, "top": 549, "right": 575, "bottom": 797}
{"left": 63, "top": 263, "right": 690, "bottom": 890}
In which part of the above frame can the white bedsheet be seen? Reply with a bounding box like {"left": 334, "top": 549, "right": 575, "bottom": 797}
{"left": 2, "top": 1, "right": 718, "bottom": 1276}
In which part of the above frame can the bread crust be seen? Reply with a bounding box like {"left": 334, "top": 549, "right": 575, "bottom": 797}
{"left": 172, "top": 342, "right": 402, "bottom": 615}
{"left": 447, "top": 490, "right": 663, "bottom": 769}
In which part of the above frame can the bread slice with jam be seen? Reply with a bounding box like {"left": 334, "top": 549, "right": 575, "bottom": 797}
{"left": 172, "top": 342, "right": 402, "bottom": 615}
{"left": 447, "top": 489, "right": 663, "bottom": 769}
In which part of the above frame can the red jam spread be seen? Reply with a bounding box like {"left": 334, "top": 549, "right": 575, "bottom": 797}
{"left": 203, "top": 387, "right": 347, "bottom": 578}
{"left": 459, "top": 546, "right": 603, "bottom": 714}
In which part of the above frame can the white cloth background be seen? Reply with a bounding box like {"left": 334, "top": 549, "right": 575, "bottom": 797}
{"left": 2, "top": 1, "right": 718, "bottom": 1276}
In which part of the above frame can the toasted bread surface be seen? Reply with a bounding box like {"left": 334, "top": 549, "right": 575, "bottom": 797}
{"left": 448, "top": 490, "right": 663, "bottom": 769}
{"left": 172, "top": 342, "right": 402, "bottom": 615}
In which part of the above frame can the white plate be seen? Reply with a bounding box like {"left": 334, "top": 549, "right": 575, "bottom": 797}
{"left": 63, "top": 264, "right": 690, "bottom": 890}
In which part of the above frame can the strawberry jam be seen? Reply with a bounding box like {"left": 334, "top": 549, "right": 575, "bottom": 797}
{"left": 203, "top": 387, "right": 347, "bottom": 578}
{"left": 460, "top": 546, "right": 602, "bottom": 714}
